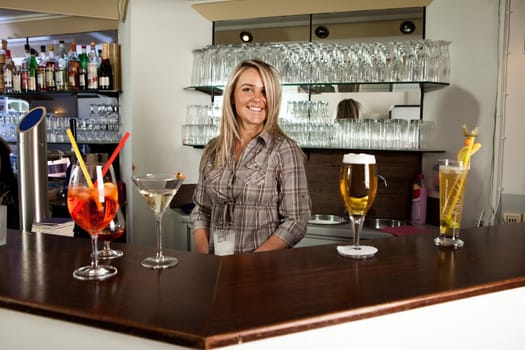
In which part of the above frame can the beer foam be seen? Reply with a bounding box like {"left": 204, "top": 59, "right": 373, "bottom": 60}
{"left": 342, "top": 153, "right": 376, "bottom": 164}
{"left": 440, "top": 165, "right": 466, "bottom": 173}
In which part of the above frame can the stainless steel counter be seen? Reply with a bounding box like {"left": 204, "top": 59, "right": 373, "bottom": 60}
{"left": 306, "top": 222, "right": 393, "bottom": 239}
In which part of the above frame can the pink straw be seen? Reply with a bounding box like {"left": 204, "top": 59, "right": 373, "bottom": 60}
{"left": 102, "top": 131, "right": 130, "bottom": 177}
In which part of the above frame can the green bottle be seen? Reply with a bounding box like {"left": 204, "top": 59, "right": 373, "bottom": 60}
{"left": 27, "top": 46, "right": 38, "bottom": 92}
{"left": 78, "top": 45, "right": 89, "bottom": 90}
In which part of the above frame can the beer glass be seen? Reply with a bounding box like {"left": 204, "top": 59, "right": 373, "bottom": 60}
{"left": 337, "top": 153, "right": 378, "bottom": 259}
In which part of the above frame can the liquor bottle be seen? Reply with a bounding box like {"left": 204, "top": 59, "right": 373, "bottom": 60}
{"left": 45, "top": 44, "right": 57, "bottom": 91}
{"left": 411, "top": 173, "right": 427, "bottom": 225}
{"left": 3, "top": 49, "right": 14, "bottom": 93}
{"left": 37, "top": 45, "right": 47, "bottom": 92}
{"left": 89, "top": 42, "right": 100, "bottom": 65}
{"left": 109, "top": 43, "right": 121, "bottom": 91}
{"left": 87, "top": 42, "right": 99, "bottom": 90}
{"left": 13, "top": 65, "right": 21, "bottom": 93}
{"left": 27, "top": 47, "right": 38, "bottom": 92}
{"left": 21, "top": 45, "right": 30, "bottom": 92}
{"left": 0, "top": 40, "right": 6, "bottom": 93}
{"left": 55, "top": 41, "right": 68, "bottom": 91}
{"left": 68, "top": 42, "right": 80, "bottom": 90}
{"left": 98, "top": 43, "right": 112, "bottom": 90}
{"left": 78, "top": 44, "right": 89, "bottom": 90}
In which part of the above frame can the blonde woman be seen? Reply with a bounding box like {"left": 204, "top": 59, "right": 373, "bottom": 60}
{"left": 190, "top": 59, "right": 311, "bottom": 255}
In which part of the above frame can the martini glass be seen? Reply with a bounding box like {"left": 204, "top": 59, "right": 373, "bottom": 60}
{"left": 67, "top": 163, "right": 119, "bottom": 280}
{"left": 132, "top": 173, "right": 184, "bottom": 269}
{"left": 337, "top": 153, "right": 378, "bottom": 259}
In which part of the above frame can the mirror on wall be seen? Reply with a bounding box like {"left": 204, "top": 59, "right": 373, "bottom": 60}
{"left": 213, "top": 8, "right": 425, "bottom": 120}
{"left": 310, "top": 8, "right": 423, "bottom": 43}
{"left": 214, "top": 8, "right": 424, "bottom": 44}
{"left": 214, "top": 14, "right": 311, "bottom": 44}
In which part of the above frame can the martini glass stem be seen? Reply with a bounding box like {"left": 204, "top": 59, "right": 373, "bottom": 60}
{"left": 154, "top": 212, "right": 165, "bottom": 261}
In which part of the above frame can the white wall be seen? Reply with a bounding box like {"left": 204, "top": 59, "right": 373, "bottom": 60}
{"left": 424, "top": 0, "right": 525, "bottom": 225}
{"left": 500, "top": 0, "right": 525, "bottom": 215}
{"left": 120, "top": 0, "right": 210, "bottom": 245}
{"left": 423, "top": 0, "right": 501, "bottom": 226}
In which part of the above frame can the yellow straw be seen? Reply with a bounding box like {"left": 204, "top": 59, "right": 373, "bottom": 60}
{"left": 442, "top": 127, "right": 479, "bottom": 231}
{"left": 66, "top": 128, "right": 94, "bottom": 189}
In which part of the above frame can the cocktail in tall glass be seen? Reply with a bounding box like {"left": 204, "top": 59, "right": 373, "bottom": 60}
{"left": 132, "top": 173, "right": 184, "bottom": 269}
{"left": 435, "top": 159, "right": 468, "bottom": 248}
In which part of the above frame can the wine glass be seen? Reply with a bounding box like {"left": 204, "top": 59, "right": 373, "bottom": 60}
{"left": 337, "top": 153, "right": 379, "bottom": 259}
{"left": 67, "top": 163, "right": 119, "bottom": 280}
{"left": 96, "top": 205, "right": 125, "bottom": 259}
{"left": 132, "top": 173, "right": 184, "bottom": 269}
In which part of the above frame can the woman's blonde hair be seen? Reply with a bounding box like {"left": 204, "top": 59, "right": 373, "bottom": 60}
{"left": 202, "top": 59, "right": 289, "bottom": 168}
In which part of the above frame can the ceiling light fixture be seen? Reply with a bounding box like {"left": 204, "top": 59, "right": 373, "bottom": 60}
{"left": 314, "top": 26, "right": 329, "bottom": 39}
{"left": 240, "top": 31, "right": 253, "bottom": 42}
{"left": 400, "top": 21, "right": 416, "bottom": 34}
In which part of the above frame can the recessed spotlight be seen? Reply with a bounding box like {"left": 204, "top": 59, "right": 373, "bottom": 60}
{"left": 240, "top": 31, "right": 253, "bottom": 43}
{"left": 400, "top": 21, "right": 416, "bottom": 34}
{"left": 314, "top": 26, "right": 329, "bottom": 39}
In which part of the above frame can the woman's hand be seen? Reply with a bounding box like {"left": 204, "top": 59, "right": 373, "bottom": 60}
{"left": 193, "top": 228, "right": 210, "bottom": 254}
{"left": 254, "top": 235, "right": 289, "bottom": 252}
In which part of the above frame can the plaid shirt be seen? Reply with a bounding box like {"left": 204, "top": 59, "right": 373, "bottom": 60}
{"left": 190, "top": 131, "right": 311, "bottom": 254}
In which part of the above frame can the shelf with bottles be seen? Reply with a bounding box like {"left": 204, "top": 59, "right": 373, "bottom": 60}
{"left": 0, "top": 90, "right": 120, "bottom": 101}
{"left": 2, "top": 39, "right": 120, "bottom": 96}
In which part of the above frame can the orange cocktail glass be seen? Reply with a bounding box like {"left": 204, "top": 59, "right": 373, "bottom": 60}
{"left": 67, "top": 163, "right": 119, "bottom": 280}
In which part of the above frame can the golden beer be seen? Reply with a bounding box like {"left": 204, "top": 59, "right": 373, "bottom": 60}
{"left": 339, "top": 163, "right": 378, "bottom": 218}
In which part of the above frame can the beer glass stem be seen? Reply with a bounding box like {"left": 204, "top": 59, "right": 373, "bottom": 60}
{"left": 351, "top": 216, "right": 365, "bottom": 248}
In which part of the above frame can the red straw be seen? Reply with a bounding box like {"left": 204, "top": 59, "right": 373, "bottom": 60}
{"left": 102, "top": 131, "right": 130, "bottom": 177}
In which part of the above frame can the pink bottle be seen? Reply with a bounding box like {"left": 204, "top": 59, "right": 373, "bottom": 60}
{"left": 411, "top": 173, "right": 427, "bottom": 225}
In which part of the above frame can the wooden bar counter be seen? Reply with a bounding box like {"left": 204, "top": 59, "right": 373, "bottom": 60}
{"left": 1, "top": 223, "right": 525, "bottom": 348}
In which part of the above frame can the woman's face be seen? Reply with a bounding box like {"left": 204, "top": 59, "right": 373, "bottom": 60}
{"left": 233, "top": 67, "right": 267, "bottom": 130}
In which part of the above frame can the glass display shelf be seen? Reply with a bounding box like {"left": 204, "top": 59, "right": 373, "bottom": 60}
{"left": 184, "top": 82, "right": 449, "bottom": 96}
{"left": 183, "top": 142, "right": 445, "bottom": 153}
{"left": 1, "top": 90, "right": 120, "bottom": 100}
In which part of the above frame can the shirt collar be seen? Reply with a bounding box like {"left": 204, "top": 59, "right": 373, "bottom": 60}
{"left": 255, "top": 130, "right": 272, "bottom": 147}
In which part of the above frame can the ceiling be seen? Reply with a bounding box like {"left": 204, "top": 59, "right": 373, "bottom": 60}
{"left": 0, "top": 8, "right": 60, "bottom": 23}
{"left": 191, "top": 0, "right": 432, "bottom": 21}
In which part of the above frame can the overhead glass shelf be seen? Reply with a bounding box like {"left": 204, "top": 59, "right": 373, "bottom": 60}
{"left": 185, "top": 82, "right": 449, "bottom": 96}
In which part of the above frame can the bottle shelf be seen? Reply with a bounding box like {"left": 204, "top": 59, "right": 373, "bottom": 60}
{"left": 1, "top": 90, "right": 120, "bottom": 100}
